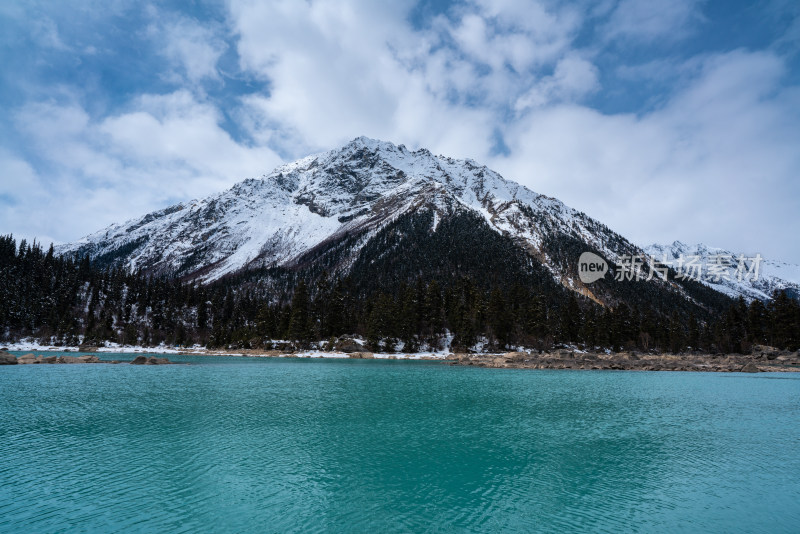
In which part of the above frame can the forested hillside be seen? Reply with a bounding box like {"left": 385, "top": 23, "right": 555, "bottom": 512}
{"left": 2, "top": 235, "right": 798, "bottom": 353}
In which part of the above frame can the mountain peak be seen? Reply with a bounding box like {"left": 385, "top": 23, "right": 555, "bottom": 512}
{"left": 345, "top": 135, "right": 385, "bottom": 149}
{"left": 342, "top": 136, "right": 409, "bottom": 155}
{"left": 57, "top": 140, "right": 636, "bottom": 292}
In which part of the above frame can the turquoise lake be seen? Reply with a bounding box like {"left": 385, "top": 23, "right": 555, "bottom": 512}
{"left": 1, "top": 353, "right": 799, "bottom": 533}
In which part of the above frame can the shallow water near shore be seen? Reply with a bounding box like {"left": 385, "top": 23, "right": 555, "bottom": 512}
{"left": 1, "top": 354, "right": 799, "bottom": 533}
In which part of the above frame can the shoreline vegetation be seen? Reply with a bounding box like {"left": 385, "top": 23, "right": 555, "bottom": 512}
{"left": 2, "top": 344, "right": 798, "bottom": 372}
{"left": 3, "top": 236, "right": 799, "bottom": 363}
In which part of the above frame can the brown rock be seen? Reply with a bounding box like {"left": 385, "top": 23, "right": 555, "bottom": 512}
{"left": 347, "top": 352, "right": 374, "bottom": 359}
{"left": 0, "top": 353, "right": 17, "bottom": 365}
{"left": 740, "top": 362, "right": 760, "bottom": 373}
{"left": 503, "top": 352, "right": 527, "bottom": 363}
{"left": 130, "top": 355, "right": 148, "bottom": 365}
{"left": 18, "top": 353, "right": 37, "bottom": 364}
{"left": 334, "top": 337, "right": 369, "bottom": 353}
{"left": 78, "top": 355, "right": 100, "bottom": 363}
{"left": 57, "top": 356, "right": 81, "bottom": 364}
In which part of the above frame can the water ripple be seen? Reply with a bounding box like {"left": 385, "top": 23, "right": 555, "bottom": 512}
{"left": 1, "top": 358, "right": 799, "bottom": 533}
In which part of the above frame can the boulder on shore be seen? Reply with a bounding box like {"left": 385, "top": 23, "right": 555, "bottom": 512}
{"left": 740, "top": 362, "right": 760, "bottom": 373}
{"left": 131, "top": 355, "right": 173, "bottom": 365}
{"left": 17, "top": 353, "right": 37, "bottom": 364}
{"left": 335, "top": 337, "right": 369, "bottom": 353}
{"left": 503, "top": 352, "right": 528, "bottom": 363}
{"left": 0, "top": 353, "right": 17, "bottom": 365}
{"left": 348, "top": 352, "right": 374, "bottom": 359}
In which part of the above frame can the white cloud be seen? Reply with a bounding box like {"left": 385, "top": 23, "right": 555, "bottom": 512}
{"left": 3, "top": 0, "right": 800, "bottom": 266}
{"left": 0, "top": 151, "right": 44, "bottom": 201}
{"left": 494, "top": 49, "right": 800, "bottom": 262}
{"left": 31, "top": 18, "right": 70, "bottom": 50}
{"left": 227, "top": 0, "right": 587, "bottom": 160}
{"left": 6, "top": 92, "right": 282, "bottom": 244}
{"left": 515, "top": 54, "right": 600, "bottom": 110}
{"left": 149, "top": 13, "right": 227, "bottom": 84}
{"left": 604, "top": 0, "right": 704, "bottom": 43}
{"left": 452, "top": 0, "right": 581, "bottom": 68}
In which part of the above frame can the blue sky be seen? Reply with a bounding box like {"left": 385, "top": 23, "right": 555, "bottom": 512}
{"left": 1, "top": 0, "right": 799, "bottom": 262}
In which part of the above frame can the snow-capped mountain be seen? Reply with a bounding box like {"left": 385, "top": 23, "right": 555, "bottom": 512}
{"left": 58, "top": 137, "right": 633, "bottom": 282}
{"left": 643, "top": 241, "right": 800, "bottom": 301}
{"left": 57, "top": 137, "right": 735, "bottom": 314}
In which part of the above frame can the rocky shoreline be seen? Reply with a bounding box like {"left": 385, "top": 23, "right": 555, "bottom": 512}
{"left": 2, "top": 345, "right": 798, "bottom": 372}
{"left": 447, "top": 346, "right": 800, "bottom": 372}
{"left": 0, "top": 353, "right": 176, "bottom": 365}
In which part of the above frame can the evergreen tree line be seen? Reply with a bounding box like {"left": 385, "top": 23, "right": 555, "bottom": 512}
{"left": 1, "top": 235, "right": 798, "bottom": 352}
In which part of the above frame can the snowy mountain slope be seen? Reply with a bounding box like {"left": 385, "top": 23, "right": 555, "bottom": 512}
{"left": 643, "top": 241, "right": 800, "bottom": 301}
{"left": 58, "top": 137, "right": 642, "bottom": 287}
{"left": 56, "top": 136, "right": 744, "bottom": 319}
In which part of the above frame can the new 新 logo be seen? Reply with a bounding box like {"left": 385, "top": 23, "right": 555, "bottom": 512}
{"left": 578, "top": 252, "right": 608, "bottom": 283}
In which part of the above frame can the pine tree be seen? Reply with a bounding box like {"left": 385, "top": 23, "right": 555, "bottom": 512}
{"left": 668, "top": 311, "right": 685, "bottom": 353}
{"left": 288, "top": 280, "right": 311, "bottom": 344}
{"left": 487, "top": 288, "right": 509, "bottom": 347}
{"left": 747, "top": 299, "right": 767, "bottom": 344}
{"left": 559, "top": 293, "right": 581, "bottom": 343}
{"left": 687, "top": 313, "right": 700, "bottom": 350}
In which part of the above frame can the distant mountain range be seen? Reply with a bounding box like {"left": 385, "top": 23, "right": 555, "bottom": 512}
{"left": 643, "top": 241, "right": 800, "bottom": 301}
{"left": 56, "top": 137, "right": 791, "bottom": 318}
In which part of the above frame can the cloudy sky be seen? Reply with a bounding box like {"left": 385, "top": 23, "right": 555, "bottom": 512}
{"left": 1, "top": 0, "right": 799, "bottom": 262}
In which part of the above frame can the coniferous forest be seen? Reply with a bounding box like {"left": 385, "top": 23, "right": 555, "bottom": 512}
{"left": 1, "top": 235, "right": 799, "bottom": 353}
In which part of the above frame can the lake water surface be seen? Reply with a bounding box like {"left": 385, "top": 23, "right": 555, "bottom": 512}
{"left": 1, "top": 353, "right": 799, "bottom": 533}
